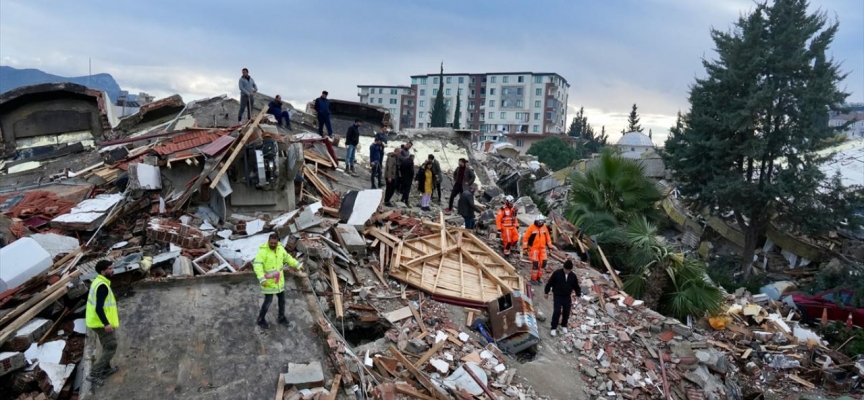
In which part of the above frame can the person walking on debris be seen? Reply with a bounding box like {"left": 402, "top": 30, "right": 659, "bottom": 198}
{"left": 496, "top": 195, "right": 519, "bottom": 255}
{"left": 428, "top": 154, "right": 442, "bottom": 203}
{"left": 458, "top": 183, "right": 482, "bottom": 229}
{"left": 345, "top": 119, "right": 362, "bottom": 175}
{"left": 267, "top": 95, "right": 292, "bottom": 129}
{"left": 384, "top": 147, "right": 400, "bottom": 206}
{"left": 544, "top": 259, "right": 582, "bottom": 336}
{"left": 399, "top": 153, "right": 416, "bottom": 207}
{"left": 416, "top": 161, "right": 434, "bottom": 211}
{"left": 446, "top": 158, "right": 475, "bottom": 213}
{"left": 370, "top": 137, "right": 385, "bottom": 189}
{"left": 85, "top": 260, "right": 120, "bottom": 386}
{"left": 523, "top": 215, "right": 555, "bottom": 284}
{"left": 253, "top": 233, "right": 304, "bottom": 329}
{"left": 238, "top": 68, "right": 258, "bottom": 123}
{"left": 314, "top": 91, "right": 333, "bottom": 138}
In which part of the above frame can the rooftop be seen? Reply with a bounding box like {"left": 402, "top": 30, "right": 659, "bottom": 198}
{"left": 616, "top": 131, "right": 654, "bottom": 147}
{"left": 410, "top": 72, "right": 570, "bottom": 86}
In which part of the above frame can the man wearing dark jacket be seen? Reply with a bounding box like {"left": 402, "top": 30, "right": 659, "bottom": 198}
{"left": 446, "top": 158, "right": 476, "bottom": 213}
{"left": 399, "top": 154, "right": 415, "bottom": 206}
{"left": 369, "top": 137, "right": 385, "bottom": 189}
{"left": 544, "top": 260, "right": 582, "bottom": 336}
{"left": 267, "top": 95, "right": 292, "bottom": 129}
{"left": 314, "top": 91, "right": 333, "bottom": 138}
{"left": 457, "top": 183, "right": 482, "bottom": 229}
{"left": 345, "top": 119, "right": 361, "bottom": 175}
{"left": 375, "top": 126, "right": 391, "bottom": 144}
{"left": 428, "top": 155, "right": 442, "bottom": 203}
{"left": 384, "top": 147, "right": 400, "bottom": 206}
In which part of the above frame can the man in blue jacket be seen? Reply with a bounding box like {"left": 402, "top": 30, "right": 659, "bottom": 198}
{"left": 267, "top": 95, "right": 292, "bottom": 129}
{"left": 369, "top": 137, "right": 385, "bottom": 189}
{"left": 314, "top": 91, "right": 333, "bottom": 138}
{"left": 238, "top": 68, "right": 257, "bottom": 122}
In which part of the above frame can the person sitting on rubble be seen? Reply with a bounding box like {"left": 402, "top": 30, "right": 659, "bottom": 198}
{"left": 370, "top": 137, "right": 385, "bottom": 189}
{"left": 496, "top": 195, "right": 519, "bottom": 255}
{"left": 416, "top": 161, "right": 434, "bottom": 212}
{"left": 85, "top": 260, "right": 120, "bottom": 387}
{"left": 344, "top": 119, "right": 362, "bottom": 175}
{"left": 384, "top": 147, "right": 400, "bottom": 206}
{"left": 458, "top": 183, "right": 483, "bottom": 229}
{"left": 267, "top": 95, "right": 292, "bottom": 129}
{"left": 544, "top": 259, "right": 582, "bottom": 337}
{"left": 314, "top": 91, "right": 333, "bottom": 139}
{"left": 445, "top": 158, "right": 476, "bottom": 214}
{"left": 238, "top": 67, "right": 257, "bottom": 123}
{"left": 523, "top": 215, "right": 556, "bottom": 285}
{"left": 253, "top": 233, "right": 304, "bottom": 329}
{"left": 428, "top": 154, "right": 442, "bottom": 203}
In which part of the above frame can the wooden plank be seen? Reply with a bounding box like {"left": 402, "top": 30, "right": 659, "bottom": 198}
{"left": 384, "top": 306, "right": 413, "bottom": 323}
{"left": 274, "top": 373, "right": 285, "bottom": 400}
{"left": 0, "top": 270, "right": 82, "bottom": 329}
{"left": 395, "top": 385, "right": 437, "bottom": 400}
{"left": 596, "top": 244, "right": 624, "bottom": 289}
{"left": 0, "top": 285, "right": 70, "bottom": 345}
{"left": 409, "top": 303, "right": 429, "bottom": 334}
{"left": 460, "top": 248, "right": 513, "bottom": 294}
{"left": 329, "top": 264, "right": 343, "bottom": 319}
{"left": 327, "top": 373, "right": 341, "bottom": 400}
{"left": 209, "top": 107, "right": 267, "bottom": 189}
{"left": 788, "top": 374, "right": 815, "bottom": 389}
{"left": 466, "top": 311, "right": 474, "bottom": 327}
{"left": 389, "top": 345, "right": 446, "bottom": 400}
{"left": 413, "top": 339, "right": 447, "bottom": 367}
{"left": 406, "top": 246, "right": 456, "bottom": 267}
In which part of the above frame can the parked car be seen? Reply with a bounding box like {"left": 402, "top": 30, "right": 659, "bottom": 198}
{"left": 786, "top": 289, "right": 864, "bottom": 327}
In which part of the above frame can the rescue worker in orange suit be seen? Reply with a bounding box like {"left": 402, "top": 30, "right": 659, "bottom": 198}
{"left": 496, "top": 195, "right": 519, "bottom": 255}
{"left": 523, "top": 215, "right": 555, "bottom": 284}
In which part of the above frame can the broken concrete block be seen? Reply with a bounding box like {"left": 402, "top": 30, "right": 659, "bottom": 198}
{"left": 147, "top": 218, "right": 211, "bottom": 248}
{"left": 430, "top": 358, "right": 449, "bottom": 374}
{"left": 0, "top": 352, "right": 26, "bottom": 376}
{"left": 338, "top": 189, "right": 383, "bottom": 227}
{"left": 695, "top": 349, "right": 728, "bottom": 374}
{"left": 172, "top": 256, "right": 193, "bottom": 277}
{"left": 283, "top": 361, "right": 325, "bottom": 389}
{"left": 333, "top": 224, "right": 366, "bottom": 258}
{"left": 127, "top": 163, "right": 162, "bottom": 190}
{"left": 35, "top": 362, "right": 75, "bottom": 398}
{"left": 50, "top": 193, "right": 124, "bottom": 231}
{"left": 30, "top": 233, "right": 79, "bottom": 258}
{"left": 0, "top": 237, "right": 52, "bottom": 293}
{"left": 7, "top": 318, "right": 51, "bottom": 351}
{"left": 405, "top": 338, "right": 430, "bottom": 355}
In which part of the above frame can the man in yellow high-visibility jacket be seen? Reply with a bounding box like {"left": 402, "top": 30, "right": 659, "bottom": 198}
{"left": 85, "top": 260, "right": 120, "bottom": 386}
{"left": 254, "top": 233, "right": 303, "bottom": 329}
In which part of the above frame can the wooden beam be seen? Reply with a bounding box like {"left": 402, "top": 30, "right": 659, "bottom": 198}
{"left": 405, "top": 246, "right": 457, "bottom": 267}
{"left": 395, "top": 385, "right": 437, "bottom": 400}
{"left": 596, "top": 244, "right": 624, "bottom": 289}
{"left": 209, "top": 107, "right": 267, "bottom": 189}
{"left": 0, "top": 270, "right": 82, "bottom": 329}
{"left": 413, "top": 338, "right": 446, "bottom": 367}
{"left": 274, "top": 373, "right": 285, "bottom": 400}
{"left": 329, "top": 264, "right": 343, "bottom": 319}
{"left": 460, "top": 248, "right": 513, "bottom": 294}
{"left": 409, "top": 303, "right": 429, "bottom": 334}
{"left": 327, "top": 373, "right": 341, "bottom": 400}
{"left": 0, "top": 284, "right": 70, "bottom": 345}
{"left": 389, "top": 345, "right": 447, "bottom": 400}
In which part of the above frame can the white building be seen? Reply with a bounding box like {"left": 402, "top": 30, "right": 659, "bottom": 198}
{"left": 358, "top": 71, "right": 569, "bottom": 134}
{"left": 616, "top": 131, "right": 655, "bottom": 159}
{"left": 829, "top": 104, "right": 864, "bottom": 138}
{"left": 356, "top": 85, "right": 414, "bottom": 131}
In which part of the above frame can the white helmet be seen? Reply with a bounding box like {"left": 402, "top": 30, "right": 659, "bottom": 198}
{"left": 535, "top": 215, "right": 546, "bottom": 223}
{"left": 505, "top": 195, "right": 514, "bottom": 203}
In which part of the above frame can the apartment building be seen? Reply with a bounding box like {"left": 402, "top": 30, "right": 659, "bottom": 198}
{"left": 357, "top": 71, "right": 569, "bottom": 134}
{"left": 356, "top": 85, "right": 414, "bottom": 131}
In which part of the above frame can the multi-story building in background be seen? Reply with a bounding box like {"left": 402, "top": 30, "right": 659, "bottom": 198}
{"left": 358, "top": 72, "right": 569, "bottom": 135}
{"left": 356, "top": 85, "right": 414, "bottom": 131}
{"left": 829, "top": 103, "right": 864, "bottom": 138}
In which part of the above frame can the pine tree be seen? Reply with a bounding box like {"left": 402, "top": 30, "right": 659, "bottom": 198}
{"left": 453, "top": 88, "right": 462, "bottom": 129}
{"left": 568, "top": 107, "right": 585, "bottom": 137}
{"left": 430, "top": 63, "right": 447, "bottom": 128}
{"left": 663, "top": 0, "right": 859, "bottom": 277}
{"left": 626, "top": 104, "right": 643, "bottom": 132}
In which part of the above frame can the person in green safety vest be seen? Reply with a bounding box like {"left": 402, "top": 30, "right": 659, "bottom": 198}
{"left": 85, "top": 260, "right": 120, "bottom": 386}
{"left": 254, "top": 233, "right": 304, "bottom": 329}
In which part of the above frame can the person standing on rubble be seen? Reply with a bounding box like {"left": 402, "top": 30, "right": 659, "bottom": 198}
{"left": 399, "top": 153, "right": 416, "bottom": 206}
{"left": 416, "top": 161, "right": 434, "bottom": 211}
{"left": 384, "top": 147, "right": 400, "bottom": 206}
{"left": 85, "top": 260, "right": 120, "bottom": 386}
{"left": 345, "top": 119, "right": 362, "bottom": 175}
{"left": 370, "top": 137, "right": 385, "bottom": 189}
{"left": 458, "top": 183, "right": 483, "bottom": 229}
{"left": 523, "top": 215, "right": 555, "bottom": 285}
{"left": 496, "top": 195, "right": 519, "bottom": 255}
{"left": 544, "top": 259, "right": 582, "bottom": 336}
{"left": 253, "top": 233, "right": 304, "bottom": 329}
{"left": 445, "top": 158, "right": 475, "bottom": 214}
{"left": 428, "top": 154, "right": 442, "bottom": 203}
{"left": 238, "top": 68, "right": 258, "bottom": 123}
{"left": 375, "top": 126, "right": 391, "bottom": 144}
{"left": 314, "top": 91, "right": 333, "bottom": 138}
{"left": 267, "top": 95, "right": 292, "bottom": 129}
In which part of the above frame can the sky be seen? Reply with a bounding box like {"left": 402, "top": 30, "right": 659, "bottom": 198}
{"left": 1, "top": 0, "right": 862, "bottom": 144}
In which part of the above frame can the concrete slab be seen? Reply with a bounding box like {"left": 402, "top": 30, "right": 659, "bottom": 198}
{"left": 127, "top": 163, "right": 161, "bottom": 190}
{"left": 80, "top": 274, "right": 330, "bottom": 400}
{"left": 0, "top": 237, "right": 52, "bottom": 293}
{"left": 338, "top": 189, "right": 383, "bottom": 226}
{"left": 0, "top": 351, "right": 26, "bottom": 376}
{"left": 282, "top": 361, "right": 325, "bottom": 389}
{"left": 334, "top": 224, "right": 366, "bottom": 258}
{"left": 30, "top": 232, "right": 79, "bottom": 258}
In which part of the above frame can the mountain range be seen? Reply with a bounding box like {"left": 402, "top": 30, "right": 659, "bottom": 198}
{"left": 0, "top": 66, "right": 122, "bottom": 101}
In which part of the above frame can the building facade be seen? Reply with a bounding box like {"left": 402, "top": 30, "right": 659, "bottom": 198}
{"left": 829, "top": 104, "right": 864, "bottom": 138}
{"left": 356, "top": 85, "right": 414, "bottom": 131}
{"left": 358, "top": 72, "right": 569, "bottom": 134}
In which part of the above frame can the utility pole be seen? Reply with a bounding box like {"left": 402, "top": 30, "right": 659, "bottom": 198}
{"left": 88, "top": 57, "right": 91, "bottom": 88}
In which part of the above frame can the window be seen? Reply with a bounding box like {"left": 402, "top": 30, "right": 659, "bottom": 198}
{"left": 433, "top": 89, "right": 438, "bottom": 95}
{"left": 446, "top": 100, "right": 451, "bottom": 106}
{"left": 379, "top": 98, "right": 384, "bottom": 104}
{"left": 488, "top": 112, "right": 494, "bottom": 119}
{"left": 518, "top": 76, "right": 524, "bottom": 83}
{"left": 390, "top": 108, "right": 396, "bottom": 114}
{"left": 470, "top": 89, "right": 476, "bottom": 97}
{"left": 433, "top": 77, "right": 439, "bottom": 84}
{"left": 534, "top": 100, "right": 541, "bottom": 108}
{"left": 389, "top": 98, "right": 397, "bottom": 104}
{"left": 458, "top": 77, "right": 464, "bottom": 84}
{"left": 468, "top": 113, "right": 474, "bottom": 121}
{"left": 534, "top": 113, "right": 540, "bottom": 120}
{"left": 535, "top": 88, "right": 542, "bottom": 96}
{"left": 419, "top": 111, "right": 425, "bottom": 118}
{"left": 412, "top": 78, "right": 418, "bottom": 84}
{"left": 631, "top": 147, "right": 635, "bottom": 152}
{"left": 446, "top": 77, "right": 452, "bottom": 84}
{"left": 516, "top": 88, "right": 523, "bottom": 95}
{"left": 469, "top": 103, "right": 475, "bottom": 110}
{"left": 471, "top": 77, "right": 476, "bottom": 84}
{"left": 458, "top": 88, "right": 463, "bottom": 95}
{"left": 420, "top": 100, "right": 427, "bottom": 107}
{"left": 516, "top": 100, "right": 523, "bottom": 107}
{"left": 481, "top": 88, "right": 486, "bottom": 95}
{"left": 391, "top": 89, "right": 398, "bottom": 95}
{"left": 534, "top": 76, "right": 542, "bottom": 83}
{"left": 546, "top": 112, "right": 552, "bottom": 120}
{"left": 407, "top": 100, "right": 413, "bottom": 106}
{"left": 446, "top": 89, "right": 451, "bottom": 95}
{"left": 516, "top": 139, "right": 525, "bottom": 147}
{"left": 491, "top": 76, "right": 497, "bottom": 83}
{"left": 490, "top": 88, "right": 496, "bottom": 95}
{"left": 533, "top": 125, "right": 539, "bottom": 133}
{"left": 420, "top": 89, "right": 426, "bottom": 96}
{"left": 500, "top": 112, "right": 506, "bottom": 119}
{"left": 418, "top": 123, "right": 424, "bottom": 128}
{"left": 489, "top": 100, "right": 496, "bottom": 107}
{"left": 503, "top": 76, "right": 509, "bottom": 83}
{"left": 502, "top": 100, "right": 509, "bottom": 107}
{"left": 420, "top": 77, "right": 427, "bottom": 85}
{"left": 502, "top": 88, "right": 508, "bottom": 95}
{"left": 379, "top": 88, "right": 384, "bottom": 94}
{"left": 370, "top": 97, "right": 375, "bottom": 103}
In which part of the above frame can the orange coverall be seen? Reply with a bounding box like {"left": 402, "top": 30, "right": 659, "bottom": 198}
{"left": 495, "top": 205, "right": 519, "bottom": 255}
{"left": 523, "top": 223, "right": 553, "bottom": 282}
